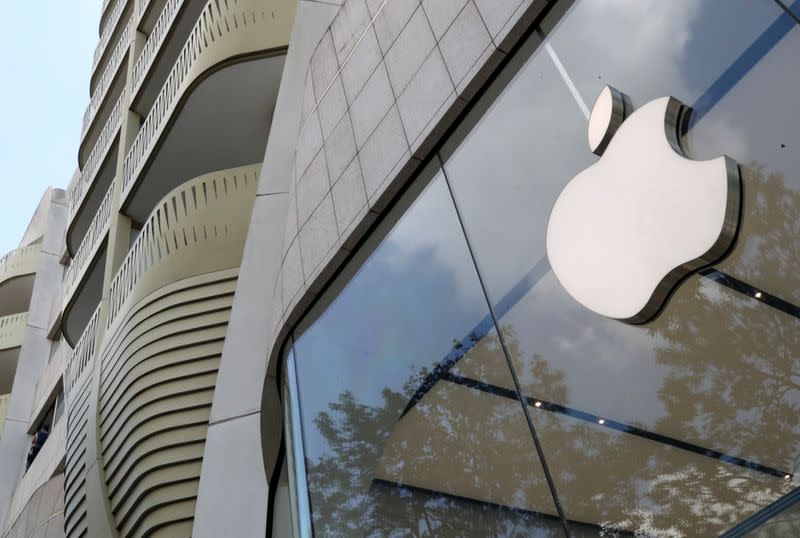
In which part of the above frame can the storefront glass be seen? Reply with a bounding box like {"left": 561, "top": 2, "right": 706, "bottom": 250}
{"left": 282, "top": 0, "right": 800, "bottom": 535}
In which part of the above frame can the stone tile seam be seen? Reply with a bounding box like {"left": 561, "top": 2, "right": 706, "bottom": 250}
{"left": 282, "top": 0, "right": 540, "bottom": 336}
{"left": 432, "top": 1, "right": 497, "bottom": 88}
{"left": 297, "top": 0, "right": 393, "bottom": 139}
{"left": 208, "top": 408, "right": 260, "bottom": 427}
{"left": 294, "top": 97, "right": 397, "bottom": 239}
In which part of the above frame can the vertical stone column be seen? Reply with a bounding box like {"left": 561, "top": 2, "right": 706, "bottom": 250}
{"left": 0, "top": 190, "right": 67, "bottom": 532}
{"left": 83, "top": 7, "right": 145, "bottom": 537}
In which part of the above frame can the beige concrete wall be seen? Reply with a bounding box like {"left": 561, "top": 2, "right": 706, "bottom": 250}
{"left": 99, "top": 269, "right": 238, "bottom": 537}
{"left": 63, "top": 164, "right": 258, "bottom": 537}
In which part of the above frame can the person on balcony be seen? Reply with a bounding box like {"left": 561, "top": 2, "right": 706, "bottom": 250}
{"left": 24, "top": 425, "right": 49, "bottom": 471}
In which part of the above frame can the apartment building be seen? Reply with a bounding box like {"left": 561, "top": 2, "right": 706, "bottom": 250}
{"left": 0, "top": 0, "right": 799, "bottom": 536}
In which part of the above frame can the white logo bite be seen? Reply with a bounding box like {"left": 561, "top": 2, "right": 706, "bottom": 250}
{"left": 546, "top": 86, "right": 740, "bottom": 323}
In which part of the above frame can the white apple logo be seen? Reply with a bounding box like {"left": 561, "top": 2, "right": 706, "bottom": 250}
{"left": 546, "top": 86, "right": 741, "bottom": 323}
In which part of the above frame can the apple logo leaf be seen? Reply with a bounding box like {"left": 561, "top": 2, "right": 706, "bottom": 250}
{"left": 546, "top": 85, "right": 741, "bottom": 324}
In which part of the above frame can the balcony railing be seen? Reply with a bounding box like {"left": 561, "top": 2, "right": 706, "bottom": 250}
{"left": 30, "top": 341, "right": 65, "bottom": 430}
{"left": 122, "top": 0, "right": 268, "bottom": 202}
{"left": 131, "top": 0, "right": 185, "bottom": 97}
{"left": 64, "top": 307, "right": 100, "bottom": 395}
{"left": 63, "top": 185, "right": 114, "bottom": 306}
{"left": 108, "top": 163, "right": 260, "bottom": 327}
{"left": 0, "top": 313, "right": 27, "bottom": 351}
{"left": 82, "top": 22, "right": 132, "bottom": 145}
{"left": 71, "top": 92, "right": 126, "bottom": 222}
{"left": 93, "top": 0, "right": 128, "bottom": 76}
{"left": 138, "top": 0, "right": 155, "bottom": 20}
{"left": 0, "top": 244, "right": 40, "bottom": 287}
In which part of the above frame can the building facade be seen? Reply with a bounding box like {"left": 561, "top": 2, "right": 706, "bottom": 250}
{"left": 0, "top": 0, "right": 798, "bottom": 536}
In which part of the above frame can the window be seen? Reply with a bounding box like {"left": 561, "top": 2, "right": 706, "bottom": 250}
{"left": 278, "top": 0, "right": 800, "bottom": 535}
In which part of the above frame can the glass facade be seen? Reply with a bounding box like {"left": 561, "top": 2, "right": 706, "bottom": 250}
{"left": 280, "top": 0, "right": 800, "bottom": 535}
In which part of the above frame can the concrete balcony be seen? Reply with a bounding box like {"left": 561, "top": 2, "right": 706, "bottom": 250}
{"left": 0, "top": 313, "right": 27, "bottom": 406}
{"left": 80, "top": 22, "right": 131, "bottom": 169}
{"left": 69, "top": 92, "right": 124, "bottom": 257}
{"left": 92, "top": 0, "right": 133, "bottom": 95}
{"left": 107, "top": 163, "right": 259, "bottom": 329}
{"left": 62, "top": 185, "right": 113, "bottom": 347}
{"left": 64, "top": 307, "right": 100, "bottom": 397}
{"left": 87, "top": 164, "right": 256, "bottom": 537}
{"left": 0, "top": 245, "right": 40, "bottom": 318}
{"left": 130, "top": 0, "right": 207, "bottom": 119}
{"left": 120, "top": 0, "right": 294, "bottom": 226}
{"left": 28, "top": 341, "right": 66, "bottom": 435}
{"left": 0, "top": 313, "right": 26, "bottom": 352}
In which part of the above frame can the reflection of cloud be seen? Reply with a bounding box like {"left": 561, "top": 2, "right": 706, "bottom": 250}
{"left": 551, "top": 0, "right": 703, "bottom": 104}
{"left": 383, "top": 176, "right": 486, "bottom": 315}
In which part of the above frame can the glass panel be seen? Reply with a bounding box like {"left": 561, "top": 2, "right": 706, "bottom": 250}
{"left": 745, "top": 489, "right": 800, "bottom": 536}
{"left": 290, "top": 160, "right": 564, "bottom": 536}
{"left": 441, "top": 0, "right": 799, "bottom": 534}
{"left": 284, "top": 345, "right": 312, "bottom": 538}
{"left": 271, "top": 455, "right": 295, "bottom": 538}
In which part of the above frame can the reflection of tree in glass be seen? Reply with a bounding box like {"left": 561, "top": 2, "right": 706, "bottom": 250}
{"left": 304, "top": 338, "right": 563, "bottom": 537}
{"left": 301, "top": 164, "right": 800, "bottom": 537}
{"left": 508, "top": 163, "right": 800, "bottom": 536}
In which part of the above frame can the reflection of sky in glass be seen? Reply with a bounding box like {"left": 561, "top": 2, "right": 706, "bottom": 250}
{"left": 286, "top": 0, "right": 800, "bottom": 533}
{"left": 293, "top": 169, "right": 493, "bottom": 461}
{"left": 441, "top": 0, "right": 800, "bottom": 533}
{"left": 444, "top": 0, "right": 800, "bottom": 443}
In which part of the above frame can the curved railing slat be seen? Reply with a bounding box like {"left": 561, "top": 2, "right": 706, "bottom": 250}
{"left": 0, "top": 245, "right": 40, "bottom": 287}
{"left": 63, "top": 184, "right": 115, "bottom": 312}
{"left": 108, "top": 163, "right": 260, "bottom": 327}
{"left": 71, "top": 92, "right": 126, "bottom": 222}
{"left": 82, "top": 22, "right": 132, "bottom": 145}
{"left": 0, "top": 313, "right": 28, "bottom": 352}
{"left": 131, "top": 0, "right": 185, "bottom": 98}
{"left": 64, "top": 307, "right": 101, "bottom": 395}
{"left": 122, "top": 0, "right": 273, "bottom": 203}
{"left": 93, "top": 0, "right": 129, "bottom": 76}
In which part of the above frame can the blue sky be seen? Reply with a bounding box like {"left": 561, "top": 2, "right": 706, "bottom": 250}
{"left": 0, "top": 1, "right": 102, "bottom": 255}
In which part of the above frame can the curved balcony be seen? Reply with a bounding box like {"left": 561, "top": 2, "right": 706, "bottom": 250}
{"left": 85, "top": 165, "right": 256, "bottom": 537}
{"left": 0, "top": 245, "right": 40, "bottom": 318}
{"left": 120, "top": 0, "right": 293, "bottom": 225}
{"left": 130, "top": 0, "right": 208, "bottom": 119}
{"left": 80, "top": 22, "right": 131, "bottom": 168}
{"left": 107, "top": 163, "right": 259, "bottom": 329}
{"left": 92, "top": 0, "right": 133, "bottom": 94}
{"left": 62, "top": 185, "right": 113, "bottom": 347}
{"left": 64, "top": 307, "right": 100, "bottom": 397}
{"left": 69, "top": 92, "right": 124, "bottom": 257}
{"left": 0, "top": 313, "right": 27, "bottom": 395}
